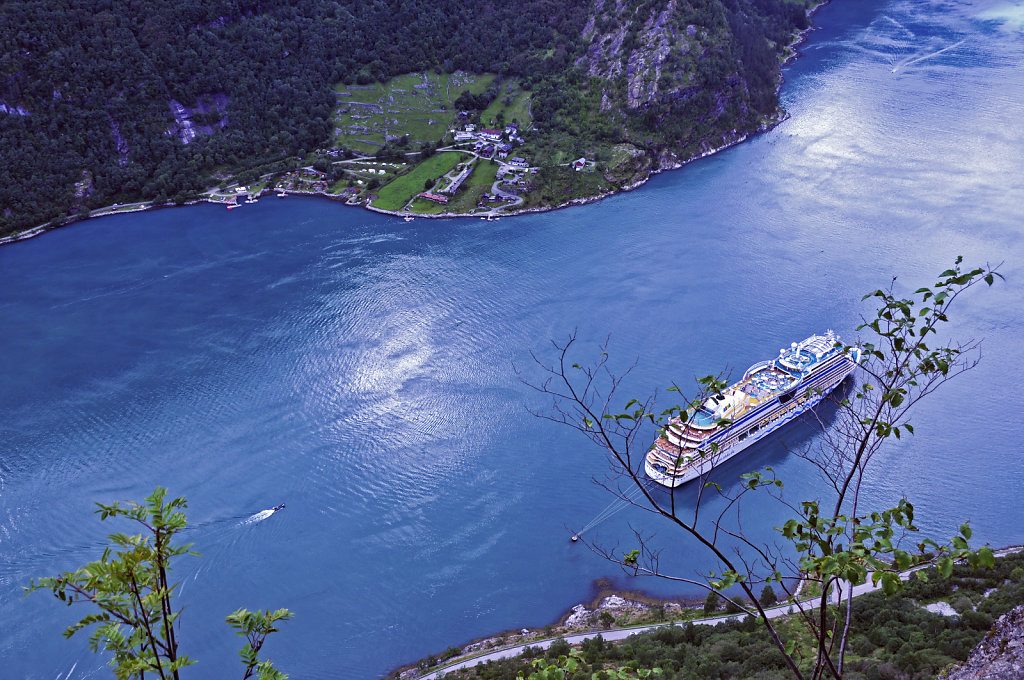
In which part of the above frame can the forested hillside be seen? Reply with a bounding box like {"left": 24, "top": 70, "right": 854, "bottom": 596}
{"left": 399, "top": 551, "right": 1024, "bottom": 680}
{"left": 0, "top": 0, "right": 814, "bottom": 237}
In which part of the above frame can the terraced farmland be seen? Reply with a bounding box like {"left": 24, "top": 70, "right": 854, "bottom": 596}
{"left": 333, "top": 72, "right": 497, "bottom": 155}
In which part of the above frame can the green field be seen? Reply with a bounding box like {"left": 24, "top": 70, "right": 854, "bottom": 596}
{"left": 333, "top": 72, "right": 497, "bottom": 154}
{"left": 479, "top": 79, "right": 532, "bottom": 129}
{"left": 371, "top": 152, "right": 463, "bottom": 211}
{"left": 448, "top": 160, "right": 499, "bottom": 213}
{"left": 408, "top": 197, "right": 449, "bottom": 215}
{"left": 328, "top": 178, "right": 350, "bottom": 194}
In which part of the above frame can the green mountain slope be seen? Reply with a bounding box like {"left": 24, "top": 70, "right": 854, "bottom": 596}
{"left": 0, "top": 0, "right": 815, "bottom": 237}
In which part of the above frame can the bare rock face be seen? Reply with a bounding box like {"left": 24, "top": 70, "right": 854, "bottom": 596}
{"left": 564, "top": 604, "right": 593, "bottom": 627}
{"left": 601, "top": 595, "right": 628, "bottom": 609}
{"left": 580, "top": 0, "right": 721, "bottom": 110}
{"left": 941, "top": 605, "right": 1024, "bottom": 680}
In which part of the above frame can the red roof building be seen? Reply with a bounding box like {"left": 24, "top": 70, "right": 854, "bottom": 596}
{"left": 417, "top": 192, "right": 449, "bottom": 204}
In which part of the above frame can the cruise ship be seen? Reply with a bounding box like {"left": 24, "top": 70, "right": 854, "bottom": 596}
{"left": 645, "top": 332, "right": 861, "bottom": 488}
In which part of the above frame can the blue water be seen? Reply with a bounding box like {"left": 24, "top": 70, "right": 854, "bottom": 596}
{"left": 2, "top": 0, "right": 1024, "bottom": 677}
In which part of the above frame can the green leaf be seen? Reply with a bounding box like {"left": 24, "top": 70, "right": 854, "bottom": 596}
{"left": 780, "top": 519, "right": 798, "bottom": 539}
{"left": 880, "top": 571, "right": 901, "bottom": 596}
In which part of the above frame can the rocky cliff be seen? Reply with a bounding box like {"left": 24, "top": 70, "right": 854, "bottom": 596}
{"left": 941, "top": 605, "right": 1024, "bottom": 680}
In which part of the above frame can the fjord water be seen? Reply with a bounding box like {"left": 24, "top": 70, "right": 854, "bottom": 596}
{"left": 2, "top": 0, "right": 1024, "bottom": 677}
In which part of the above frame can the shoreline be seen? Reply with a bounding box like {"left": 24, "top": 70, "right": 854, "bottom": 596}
{"left": 0, "top": 123, "right": 765, "bottom": 248}
{"left": 0, "top": 2, "right": 829, "bottom": 249}
{"left": 395, "top": 543, "right": 1024, "bottom": 680}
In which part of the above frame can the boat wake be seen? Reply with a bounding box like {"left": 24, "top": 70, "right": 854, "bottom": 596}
{"left": 239, "top": 504, "right": 285, "bottom": 526}
{"left": 879, "top": 15, "right": 915, "bottom": 39}
{"left": 892, "top": 39, "right": 967, "bottom": 73}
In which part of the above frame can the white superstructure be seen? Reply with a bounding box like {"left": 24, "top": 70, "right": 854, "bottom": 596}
{"left": 645, "top": 332, "right": 861, "bottom": 487}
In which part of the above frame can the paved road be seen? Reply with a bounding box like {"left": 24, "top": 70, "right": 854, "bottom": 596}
{"left": 413, "top": 612, "right": 749, "bottom": 680}
{"left": 490, "top": 179, "right": 523, "bottom": 211}
{"left": 90, "top": 200, "right": 151, "bottom": 213}
{"left": 411, "top": 547, "right": 1022, "bottom": 680}
{"left": 413, "top": 598, "right": 811, "bottom": 680}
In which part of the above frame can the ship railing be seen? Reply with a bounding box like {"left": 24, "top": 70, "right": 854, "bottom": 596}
{"left": 665, "top": 423, "right": 709, "bottom": 441}
{"left": 650, "top": 443, "right": 695, "bottom": 465}
{"left": 646, "top": 450, "right": 686, "bottom": 472}
{"left": 650, "top": 441, "right": 713, "bottom": 467}
{"left": 742, "top": 360, "right": 776, "bottom": 379}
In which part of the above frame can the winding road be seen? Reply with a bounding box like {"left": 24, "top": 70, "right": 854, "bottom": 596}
{"left": 411, "top": 546, "right": 1022, "bottom": 680}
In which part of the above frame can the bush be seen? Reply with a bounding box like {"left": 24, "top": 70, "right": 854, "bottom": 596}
{"left": 962, "top": 610, "right": 993, "bottom": 632}
{"left": 950, "top": 594, "right": 974, "bottom": 614}
{"left": 865, "top": 661, "right": 903, "bottom": 680}
{"left": 546, "top": 638, "right": 571, "bottom": 658}
{"left": 851, "top": 634, "right": 876, "bottom": 657}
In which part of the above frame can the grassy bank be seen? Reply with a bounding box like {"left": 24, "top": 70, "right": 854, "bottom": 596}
{"left": 448, "top": 160, "right": 500, "bottom": 213}
{"left": 371, "top": 152, "right": 464, "bottom": 211}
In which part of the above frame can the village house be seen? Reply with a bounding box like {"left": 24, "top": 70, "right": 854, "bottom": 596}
{"left": 573, "top": 157, "right": 588, "bottom": 171}
{"left": 417, "top": 192, "right": 449, "bottom": 205}
{"left": 454, "top": 131, "right": 475, "bottom": 142}
{"left": 442, "top": 166, "right": 471, "bottom": 194}
{"left": 497, "top": 143, "right": 513, "bottom": 160}
{"left": 507, "top": 157, "right": 528, "bottom": 168}
{"left": 480, "top": 128, "right": 502, "bottom": 141}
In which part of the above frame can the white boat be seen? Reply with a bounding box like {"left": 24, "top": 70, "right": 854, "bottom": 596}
{"left": 645, "top": 332, "right": 861, "bottom": 487}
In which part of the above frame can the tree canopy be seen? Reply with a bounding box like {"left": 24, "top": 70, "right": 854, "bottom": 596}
{"left": 0, "top": 0, "right": 815, "bottom": 237}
